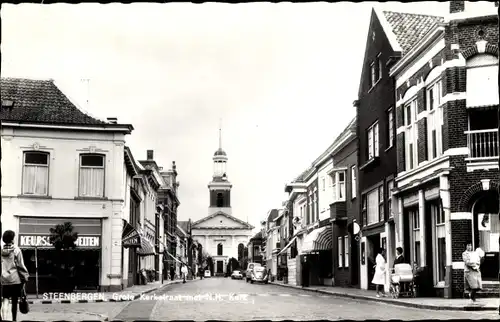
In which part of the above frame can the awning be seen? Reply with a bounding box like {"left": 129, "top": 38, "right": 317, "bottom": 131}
{"left": 163, "top": 249, "right": 191, "bottom": 270}
{"left": 122, "top": 219, "right": 141, "bottom": 248}
{"left": 300, "top": 226, "right": 332, "bottom": 254}
{"left": 137, "top": 235, "right": 156, "bottom": 256}
{"left": 278, "top": 236, "right": 298, "bottom": 256}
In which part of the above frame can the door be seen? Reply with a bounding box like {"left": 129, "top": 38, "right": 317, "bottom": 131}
{"left": 217, "top": 260, "right": 223, "bottom": 274}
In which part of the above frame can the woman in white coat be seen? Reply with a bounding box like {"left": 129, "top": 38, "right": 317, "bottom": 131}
{"left": 372, "top": 248, "right": 386, "bottom": 297}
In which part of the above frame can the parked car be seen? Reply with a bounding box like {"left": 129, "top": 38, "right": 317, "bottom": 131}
{"left": 245, "top": 263, "right": 262, "bottom": 282}
{"left": 250, "top": 266, "right": 268, "bottom": 284}
{"left": 204, "top": 270, "right": 211, "bottom": 278}
{"left": 231, "top": 270, "right": 243, "bottom": 280}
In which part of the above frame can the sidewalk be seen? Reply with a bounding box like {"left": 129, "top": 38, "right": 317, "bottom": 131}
{"left": 270, "top": 281, "right": 499, "bottom": 311}
{"left": 27, "top": 278, "right": 193, "bottom": 304}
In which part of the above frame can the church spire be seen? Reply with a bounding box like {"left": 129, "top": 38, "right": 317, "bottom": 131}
{"left": 219, "top": 118, "right": 222, "bottom": 150}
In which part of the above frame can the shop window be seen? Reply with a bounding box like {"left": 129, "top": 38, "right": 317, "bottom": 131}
{"left": 344, "top": 235, "right": 349, "bottom": 268}
{"left": 22, "top": 151, "right": 49, "bottom": 196}
{"left": 366, "top": 188, "right": 379, "bottom": 225}
{"left": 362, "top": 195, "right": 367, "bottom": 226}
{"left": 387, "top": 180, "right": 394, "bottom": 218}
{"left": 79, "top": 154, "right": 105, "bottom": 198}
{"left": 378, "top": 185, "right": 385, "bottom": 222}
{"left": 410, "top": 208, "right": 420, "bottom": 267}
{"left": 414, "top": 241, "right": 421, "bottom": 267}
{"left": 337, "top": 237, "right": 343, "bottom": 268}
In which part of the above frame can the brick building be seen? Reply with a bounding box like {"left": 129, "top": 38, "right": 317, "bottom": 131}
{"left": 389, "top": 1, "right": 499, "bottom": 298}
{"left": 355, "top": 7, "right": 399, "bottom": 291}
{"left": 329, "top": 117, "right": 359, "bottom": 288}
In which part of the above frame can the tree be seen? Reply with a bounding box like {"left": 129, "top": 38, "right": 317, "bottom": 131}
{"left": 49, "top": 222, "right": 79, "bottom": 292}
{"left": 49, "top": 222, "right": 79, "bottom": 251}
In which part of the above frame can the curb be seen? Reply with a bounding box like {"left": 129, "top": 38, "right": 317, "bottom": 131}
{"left": 27, "top": 279, "right": 190, "bottom": 305}
{"left": 269, "top": 282, "right": 497, "bottom": 312}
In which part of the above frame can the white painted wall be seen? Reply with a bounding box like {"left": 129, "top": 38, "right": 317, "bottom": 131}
{"left": 1, "top": 126, "right": 128, "bottom": 290}
{"left": 191, "top": 229, "right": 252, "bottom": 260}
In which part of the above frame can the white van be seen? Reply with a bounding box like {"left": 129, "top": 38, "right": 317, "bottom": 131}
{"left": 245, "top": 262, "right": 262, "bottom": 283}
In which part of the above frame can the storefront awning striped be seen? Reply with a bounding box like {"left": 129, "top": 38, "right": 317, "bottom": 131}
{"left": 277, "top": 236, "right": 298, "bottom": 256}
{"left": 122, "top": 219, "right": 142, "bottom": 248}
{"left": 300, "top": 226, "right": 332, "bottom": 254}
{"left": 137, "top": 235, "right": 156, "bottom": 256}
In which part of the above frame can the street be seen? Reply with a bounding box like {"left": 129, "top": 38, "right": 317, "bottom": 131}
{"left": 24, "top": 278, "right": 499, "bottom": 321}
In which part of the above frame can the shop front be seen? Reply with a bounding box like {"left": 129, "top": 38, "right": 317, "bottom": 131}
{"left": 299, "top": 225, "right": 333, "bottom": 287}
{"left": 18, "top": 217, "right": 102, "bottom": 294}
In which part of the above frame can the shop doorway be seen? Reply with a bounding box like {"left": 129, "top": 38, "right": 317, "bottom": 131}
{"left": 472, "top": 191, "right": 499, "bottom": 281}
{"left": 366, "top": 235, "right": 380, "bottom": 290}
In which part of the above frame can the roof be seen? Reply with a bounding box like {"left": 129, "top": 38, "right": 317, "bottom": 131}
{"left": 1, "top": 78, "right": 133, "bottom": 131}
{"left": 312, "top": 116, "right": 357, "bottom": 167}
{"left": 250, "top": 231, "right": 263, "bottom": 241}
{"left": 382, "top": 11, "right": 443, "bottom": 55}
{"left": 214, "top": 148, "right": 227, "bottom": 156}
{"left": 192, "top": 212, "right": 254, "bottom": 230}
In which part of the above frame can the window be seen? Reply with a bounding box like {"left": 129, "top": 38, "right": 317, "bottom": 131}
{"left": 387, "top": 108, "right": 394, "bottom": 148}
{"left": 378, "top": 55, "right": 383, "bottom": 81}
{"left": 409, "top": 208, "right": 420, "bottom": 267}
{"left": 344, "top": 235, "right": 349, "bottom": 268}
{"left": 387, "top": 180, "right": 394, "bottom": 218}
{"left": 367, "top": 122, "right": 379, "bottom": 159}
{"left": 378, "top": 185, "right": 385, "bottom": 222}
{"left": 466, "top": 54, "right": 499, "bottom": 108}
{"left": 351, "top": 166, "right": 357, "bottom": 199}
{"left": 322, "top": 177, "right": 326, "bottom": 191}
{"left": 427, "top": 80, "right": 443, "bottom": 160}
{"left": 404, "top": 99, "right": 418, "bottom": 170}
{"left": 216, "top": 193, "right": 224, "bottom": 207}
{"left": 331, "top": 171, "right": 346, "bottom": 202}
{"left": 79, "top": 154, "right": 105, "bottom": 197}
{"left": 22, "top": 151, "right": 49, "bottom": 195}
{"left": 217, "top": 243, "right": 223, "bottom": 255}
{"left": 362, "top": 195, "right": 367, "bottom": 226}
{"left": 370, "top": 63, "right": 376, "bottom": 88}
{"left": 366, "top": 189, "right": 379, "bottom": 225}
{"left": 338, "top": 237, "right": 343, "bottom": 268}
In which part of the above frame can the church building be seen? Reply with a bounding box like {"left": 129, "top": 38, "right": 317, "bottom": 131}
{"left": 191, "top": 126, "right": 254, "bottom": 276}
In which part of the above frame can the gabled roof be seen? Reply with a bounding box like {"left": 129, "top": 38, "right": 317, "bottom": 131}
{"left": 312, "top": 116, "right": 357, "bottom": 167}
{"left": 1, "top": 78, "right": 133, "bottom": 132}
{"left": 192, "top": 212, "right": 254, "bottom": 229}
{"left": 250, "top": 231, "right": 263, "bottom": 241}
{"left": 382, "top": 11, "right": 443, "bottom": 55}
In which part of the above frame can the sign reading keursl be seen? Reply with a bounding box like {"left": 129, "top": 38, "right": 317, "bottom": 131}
{"left": 19, "top": 235, "right": 101, "bottom": 248}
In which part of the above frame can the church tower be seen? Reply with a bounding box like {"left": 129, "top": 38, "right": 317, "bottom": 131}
{"left": 208, "top": 122, "right": 232, "bottom": 216}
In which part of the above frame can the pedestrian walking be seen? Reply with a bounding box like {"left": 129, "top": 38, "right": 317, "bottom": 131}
{"left": 372, "top": 248, "right": 387, "bottom": 298}
{"left": 462, "top": 242, "right": 483, "bottom": 304}
{"left": 1, "top": 230, "right": 29, "bottom": 322}
{"left": 181, "top": 265, "right": 188, "bottom": 283}
{"left": 170, "top": 266, "right": 175, "bottom": 281}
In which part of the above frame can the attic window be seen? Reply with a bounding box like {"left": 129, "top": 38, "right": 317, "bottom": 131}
{"left": 2, "top": 99, "right": 14, "bottom": 108}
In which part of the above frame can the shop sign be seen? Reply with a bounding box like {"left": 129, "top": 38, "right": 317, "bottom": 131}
{"left": 123, "top": 235, "right": 141, "bottom": 248}
{"left": 19, "top": 235, "right": 100, "bottom": 248}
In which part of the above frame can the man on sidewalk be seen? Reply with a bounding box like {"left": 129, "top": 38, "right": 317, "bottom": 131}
{"left": 181, "top": 265, "right": 188, "bottom": 283}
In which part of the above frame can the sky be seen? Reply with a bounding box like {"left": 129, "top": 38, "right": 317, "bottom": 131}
{"left": 1, "top": 1, "right": 448, "bottom": 233}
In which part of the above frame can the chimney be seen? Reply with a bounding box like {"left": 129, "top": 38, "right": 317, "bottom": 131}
{"left": 147, "top": 150, "right": 154, "bottom": 160}
{"left": 172, "top": 161, "right": 177, "bottom": 171}
{"left": 449, "top": 0, "right": 464, "bottom": 13}
{"left": 107, "top": 117, "right": 117, "bottom": 124}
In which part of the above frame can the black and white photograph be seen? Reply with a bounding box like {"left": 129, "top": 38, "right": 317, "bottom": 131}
{"left": 0, "top": 1, "right": 499, "bottom": 320}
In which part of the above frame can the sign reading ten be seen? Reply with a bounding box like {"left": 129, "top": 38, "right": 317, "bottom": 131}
{"left": 19, "top": 235, "right": 100, "bottom": 248}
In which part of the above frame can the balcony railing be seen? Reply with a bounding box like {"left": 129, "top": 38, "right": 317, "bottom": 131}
{"left": 466, "top": 129, "right": 499, "bottom": 161}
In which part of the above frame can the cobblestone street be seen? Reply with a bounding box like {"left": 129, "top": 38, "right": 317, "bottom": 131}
{"left": 20, "top": 278, "right": 500, "bottom": 320}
